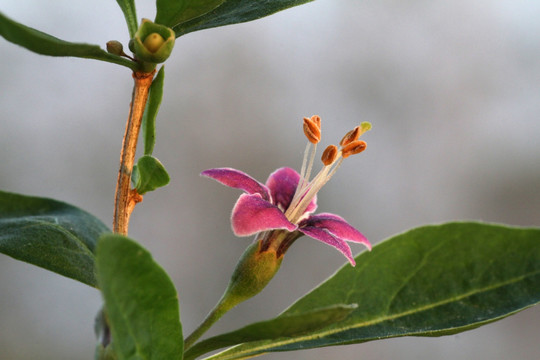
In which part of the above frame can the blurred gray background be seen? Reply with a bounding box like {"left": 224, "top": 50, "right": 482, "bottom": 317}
{"left": 1, "top": 0, "right": 540, "bottom": 359}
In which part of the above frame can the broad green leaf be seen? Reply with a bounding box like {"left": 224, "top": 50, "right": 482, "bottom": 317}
{"left": 0, "top": 12, "right": 137, "bottom": 70}
{"left": 172, "top": 0, "right": 314, "bottom": 37}
{"left": 132, "top": 155, "right": 170, "bottom": 194}
{"left": 0, "top": 190, "right": 109, "bottom": 287}
{"left": 115, "top": 0, "right": 138, "bottom": 38}
{"left": 155, "top": 0, "right": 225, "bottom": 29}
{"left": 142, "top": 66, "right": 165, "bottom": 156}
{"left": 184, "top": 304, "right": 356, "bottom": 360}
{"left": 206, "top": 222, "right": 540, "bottom": 360}
{"left": 96, "top": 234, "right": 183, "bottom": 360}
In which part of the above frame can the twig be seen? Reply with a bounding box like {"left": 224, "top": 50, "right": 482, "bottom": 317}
{"left": 113, "top": 70, "right": 155, "bottom": 235}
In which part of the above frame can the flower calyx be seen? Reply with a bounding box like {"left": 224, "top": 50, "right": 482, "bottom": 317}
{"left": 129, "top": 19, "right": 175, "bottom": 71}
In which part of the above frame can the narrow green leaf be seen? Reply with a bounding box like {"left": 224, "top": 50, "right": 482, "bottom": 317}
{"left": 206, "top": 222, "right": 540, "bottom": 360}
{"left": 155, "top": 0, "right": 225, "bottom": 28}
{"left": 96, "top": 234, "right": 183, "bottom": 360}
{"left": 115, "top": 0, "right": 139, "bottom": 38}
{"left": 184, "top": 304, "right": 356, "bottom": 360}
{"left": 0, "top": 12, "right": 137, "bottom": 70}
{"left": 142, "top": 66, "right": 165, "bottom": 156}
{"left": 172, "top": 0, "right": 314, "bottom": 37}
{"left": 0, "top": 190, "right": 109, "bottom": 287}
{"left": 132, "top": 155, "right": 170, "bottom": 194}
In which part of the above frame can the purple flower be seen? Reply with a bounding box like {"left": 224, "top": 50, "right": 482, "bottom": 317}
{"left": 202, "top": 116, "right": 372, "bottom": 266}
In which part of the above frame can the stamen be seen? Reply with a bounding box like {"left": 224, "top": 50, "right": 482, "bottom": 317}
{"left": 339, "top": 126, "right": 361, "bottom": 147}
{"left": 295, "top": 141, "right": 317, "bottom": 201}
{"left": 321, "top": 145, "right": 339, "bottom": 166}
{"left": 303, "top": 116, "right": 322, "bottom": 181}
{"left": 298, "top": 142, "right": 311, "bottom": 185}
{"left": 289, "top": 148, "right": 343, "bottom": 223}
{"left": 310, "top": 115, "right": 321, "bottom": 128}
{"left": 303, "top": 117, "right": 321, "bottom": 144}
{"left": 342, "top": 140, "right": 367, "bottom": 158}
{"left": 324, "top": 157, "right": 344, "bottom": 185}
{"left": 291, "top": 116, "right": 322, "bottom": 214}
{"left": 288, "top": 164, "right": 333, "bottom": 223}
{"left": 304, "top": 142, "right": 317, "bottom": 186}
{"left": 287, "top": 118, "right": 370, "bottom": 224}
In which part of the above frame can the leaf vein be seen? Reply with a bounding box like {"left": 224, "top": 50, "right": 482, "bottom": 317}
{"left": 208, "top": 268, "right": 540, "bottom": 360}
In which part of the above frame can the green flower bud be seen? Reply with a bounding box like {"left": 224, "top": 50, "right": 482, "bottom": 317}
{"left": 131, "top": 19, "right": 175, "bottom": 64}
{"left": 223, "top": 240, "right": 283, "bottom": 307}
{"left": 143, "top": 33, "right": 165, "bottom": 53}
{"left": 106, "top": 40, "right": 124, "bottom": 56}
{"left": 183, "top": 240, "right": 283, "bottom": 348}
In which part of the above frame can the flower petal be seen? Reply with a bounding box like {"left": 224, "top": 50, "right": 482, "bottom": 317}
{"left": 300, "top": 213, "right": 371, "bottom": 250}
{"left": 299, "top": 226, "right": 356, "bottom": 266}
{"left": 201, "top": 168, "right": 270, "bottom": 200}
{"left": 266, "top": 167, "right": 317, "bottom": 213}
{"left": 232, "top": 193, "right": 297, "bottom": 236}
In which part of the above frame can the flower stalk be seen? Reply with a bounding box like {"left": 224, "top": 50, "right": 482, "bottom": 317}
{"left": 184, "top": 240, "right": 283, "bottom": 349}
{"left": 113, "top": 70, "right": 155, "bottom": 235}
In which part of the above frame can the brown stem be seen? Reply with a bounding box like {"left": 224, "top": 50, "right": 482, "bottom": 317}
{"left": 113, "top": 70, "right": 155, "bottom": 235}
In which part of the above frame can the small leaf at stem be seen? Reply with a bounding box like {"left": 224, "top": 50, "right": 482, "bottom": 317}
{"left": 0, "top": 190, "right": 109, "bottom": 287}
{"left": 115, "top": 0, "right": 138, "bottom": 38}
{"left": 96, "top": 234, "right": 183, "bottom": 360}
{"left": 132, "top": 155, "right": 170, "bottom": 194}
{"left": 142, "top": 66, "right": 165, "bottom": 156}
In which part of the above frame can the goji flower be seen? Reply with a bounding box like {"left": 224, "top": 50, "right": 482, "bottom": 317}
{"left": 202, "top": 116, "right": 371, "bottom": 266}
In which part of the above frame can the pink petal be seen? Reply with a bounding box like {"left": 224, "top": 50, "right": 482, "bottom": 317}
{"left": 266, "top": 167, "right": 317, "bottom": 213}
{"left": 201, "top": 168, "right": 270, "bottom": 201}
{"left": 231, "top": 193, "right": 297, "bottom": 236}
{"left": 299, "top": 226, "right": 356, "bottom": 266}
{"left": 301, "top": 213, "right": 371, "bottom": 250}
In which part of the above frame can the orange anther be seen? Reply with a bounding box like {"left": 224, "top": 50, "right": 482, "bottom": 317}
{"left": 339, "top": 126, "right": 361, "bottom": 147}
{"left": 303, "top": 116, "right": 321, "bottom": 144}
{"left": 341, "top": 140, "right": 367, "bottom": 158}
{"left": 321, "top": 145, "right": 339, "bottom": 165}
{"left": 310, "top": 115, "right": 321, "bottom": 128}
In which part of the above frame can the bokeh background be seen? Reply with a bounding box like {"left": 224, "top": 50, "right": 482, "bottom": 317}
{"left": 1, "top": 1, "right": 540, "bottom": 359}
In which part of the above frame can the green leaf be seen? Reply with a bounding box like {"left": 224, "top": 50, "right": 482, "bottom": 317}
{"left": 155, "top": 0, "right": 225, "bottom": 29}
{"left": 184, "top": 304, "right": 356, "bottom": 360}
{"left": 0, "top": 190, "right": 109, "bottom": 287}
{"left": 142, "top": 66, "right": 165, "bottom": 156}
{"left": 96, "top": 234, "right": 183, "bottom": 360}
{"left": 115, "top": 0, "right": 139, "bottom": 38}
{"left": 0, "top": 12, "right": 137, "bottom": 70}
{"left": 205, "top": 222, "right": 540, "bottom": 360}
{"left": 132, "top": 155, "right": 170, "bottom": 194}
{"left": 172, "top": 0, "right": 314, "bottom": 37}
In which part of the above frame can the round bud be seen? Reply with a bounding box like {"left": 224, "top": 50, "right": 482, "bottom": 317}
{"left": 106, "top": 40, "right": 124, "bottom": 56}
{"left": 143, "top": 33, "right": 165, "bottom": 53}
{"left": 131, "top": 19, "right": 176, "bottom": 66}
